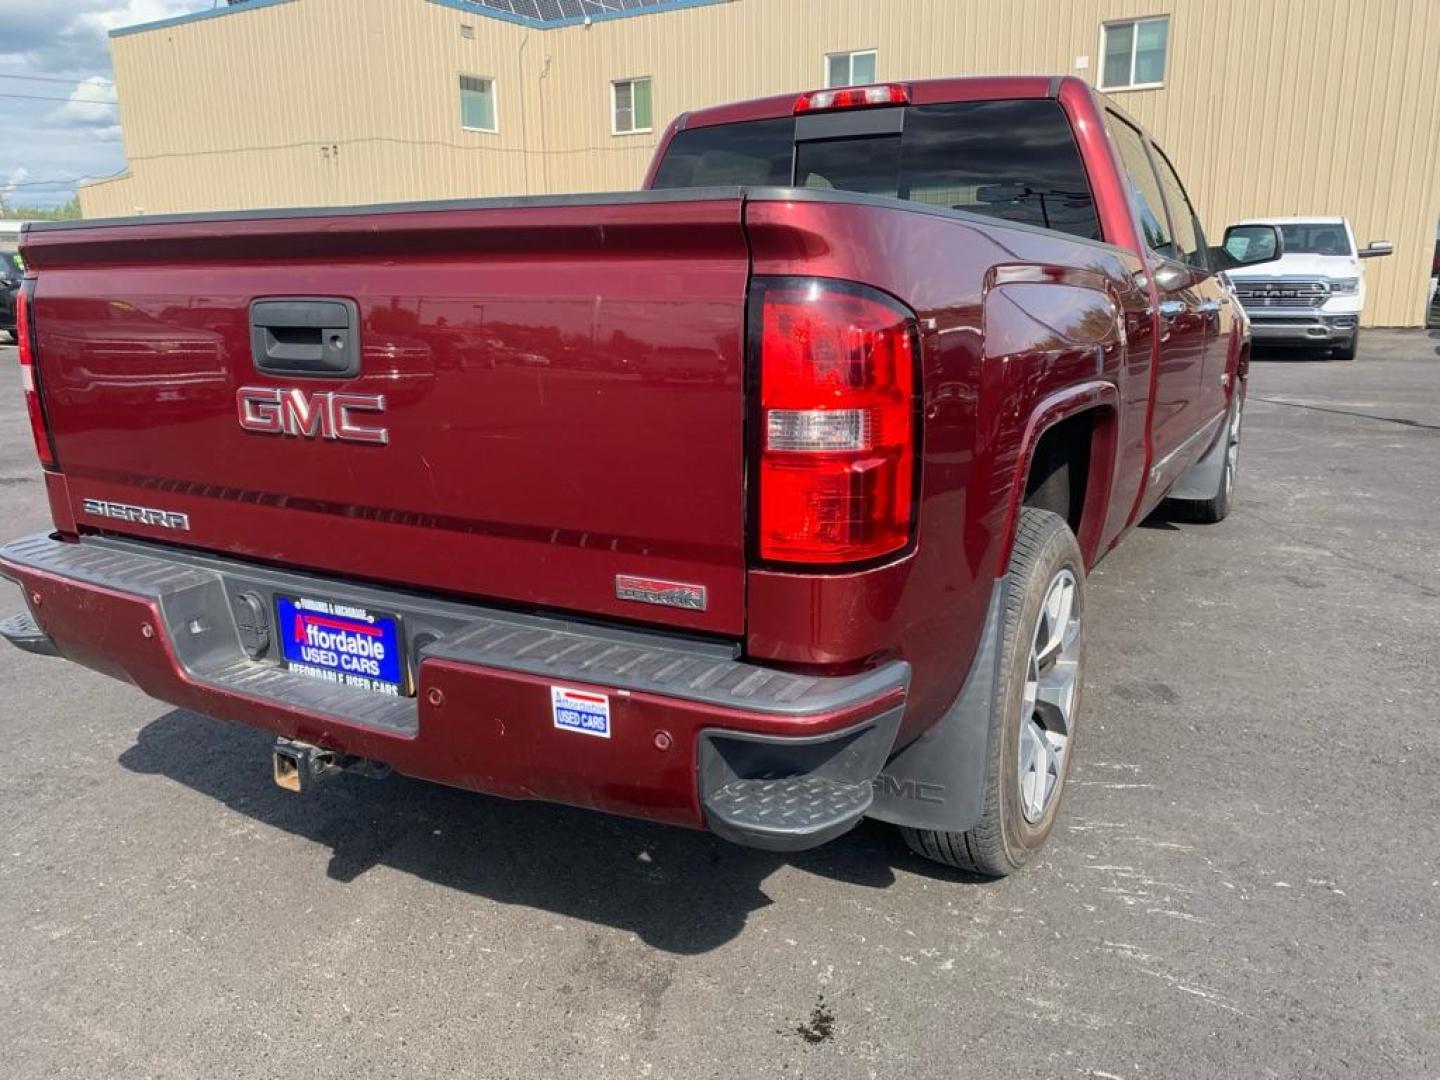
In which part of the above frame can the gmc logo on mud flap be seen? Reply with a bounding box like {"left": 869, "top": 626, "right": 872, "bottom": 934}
{"left": 237, "top": 386, "right": 388, "bottom": 445}
{"left": 873, "top": 773, "right": 946, "bottom": 805}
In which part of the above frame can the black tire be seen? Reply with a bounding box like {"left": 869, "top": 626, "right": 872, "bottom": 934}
{"left": 1331, "top": 330, "right": 1358, "bottom": 361}
{"left": 901, "top": 508, "right": 1085, "bottom": 876}
{"left": 1170, "top": 395, "right": 1242, "bottom": 525}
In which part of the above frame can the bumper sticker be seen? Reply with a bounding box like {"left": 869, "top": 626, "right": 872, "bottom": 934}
{"left": 551, "top": 686, "right": 611, "bottom": 738}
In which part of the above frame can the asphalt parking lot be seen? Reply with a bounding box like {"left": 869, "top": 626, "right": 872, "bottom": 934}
{"left": 1, "top": 330, "right": 1437, "bottom": 1079}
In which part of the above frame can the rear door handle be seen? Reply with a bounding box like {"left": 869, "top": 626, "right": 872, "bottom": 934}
{"left": 250, "top": 297, "right": 360, "bottom": 378}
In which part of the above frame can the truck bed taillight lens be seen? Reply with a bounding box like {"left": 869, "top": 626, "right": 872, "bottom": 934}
{"left": 753, "top": 280, "right": 917, "bottom": 565}
{"left": 16, "top": 284, "right": 56, "bottom": 469}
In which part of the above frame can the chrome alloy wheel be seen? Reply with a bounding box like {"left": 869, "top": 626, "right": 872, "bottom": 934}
{"left": 1017, "top": 568, "right": 1082, "bottom": 823}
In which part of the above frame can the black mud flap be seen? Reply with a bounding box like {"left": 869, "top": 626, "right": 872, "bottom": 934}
{"left": 865, "top": 577, "right": 1009, "bottom": 833}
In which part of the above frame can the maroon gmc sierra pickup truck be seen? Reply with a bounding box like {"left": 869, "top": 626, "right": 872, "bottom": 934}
{"left": 2, "top": 76, "right": 1281, "bottom": 876}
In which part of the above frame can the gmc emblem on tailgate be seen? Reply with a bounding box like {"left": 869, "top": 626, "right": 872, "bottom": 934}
{"left": 236, "top": 386, "right": 388, "bottom": 445}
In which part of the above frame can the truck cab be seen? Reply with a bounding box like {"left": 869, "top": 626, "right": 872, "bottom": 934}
{"left": 1224, "top": 216, "right": 1392, "bottom": 360}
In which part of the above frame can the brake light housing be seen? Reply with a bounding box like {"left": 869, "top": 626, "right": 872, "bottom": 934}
{"left": 750, "top": 279, "right": 919, "bottom": 566}
{"left": 16, "top": 282, "right": 57, "bottom": 469}
{"left": 794, "top": 84, "right": 910, "bottom": 114}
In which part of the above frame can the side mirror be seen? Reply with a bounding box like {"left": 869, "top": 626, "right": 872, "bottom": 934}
{"left": 1212, "top": 224, "right": 1284, "bottom": 272}
{"left": 1358, "top": 241, "right": 1394, "bottom": 259}
{"left": 1151, "top": 261, "right": 1191, "bottom": 292}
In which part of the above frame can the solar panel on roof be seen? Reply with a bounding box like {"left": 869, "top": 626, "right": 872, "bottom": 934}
{"left": 458, "top": 0, "right": 691, "bottom": 22}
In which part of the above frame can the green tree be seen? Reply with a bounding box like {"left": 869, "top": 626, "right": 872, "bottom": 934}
{"left": 0, "top": 197, "right": 83, "bottom": 221}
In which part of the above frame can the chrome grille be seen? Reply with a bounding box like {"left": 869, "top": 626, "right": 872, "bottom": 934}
{"left": 1229, "top": 278, "right": 1331, "bottom": 310}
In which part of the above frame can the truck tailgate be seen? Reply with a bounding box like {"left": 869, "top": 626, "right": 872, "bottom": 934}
{"left": 22, "top": 194, "right": 751, "bottom": 634}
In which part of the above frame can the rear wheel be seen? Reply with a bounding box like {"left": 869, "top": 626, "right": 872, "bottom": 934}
{"left": 901, "top": 508, "right": 1085, "bottom": 876}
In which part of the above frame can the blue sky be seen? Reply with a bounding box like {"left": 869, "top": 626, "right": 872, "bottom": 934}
{"left": 0, "top": 0, "right": 210, "bottom": 209}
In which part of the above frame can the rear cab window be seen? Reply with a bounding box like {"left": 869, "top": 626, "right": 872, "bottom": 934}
{"left": 650, "top": 118, "right": 796, "bottom": 188}
{"left": 652, "top": 99, "right": 1102, "bottom": 242}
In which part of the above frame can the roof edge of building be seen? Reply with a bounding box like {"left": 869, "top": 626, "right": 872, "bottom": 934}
{"left": 112, "top": 0, "right": 733, "bottom": 38}
{"left": 111, "top": 0, "right": 298, "bottom": 38}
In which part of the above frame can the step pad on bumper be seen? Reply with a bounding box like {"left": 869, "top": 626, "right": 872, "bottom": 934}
{"left": 697, "top": 707, "right": 904, "bottom": 851}
{"left": 0, "top": 610, "right": 59, "bottom": 657}
{"left": 705, "top": 776, "right": 874, "bottom": 851}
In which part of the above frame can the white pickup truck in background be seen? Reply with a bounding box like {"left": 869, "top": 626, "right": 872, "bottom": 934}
{"left": 1223, "top": 216, "right": 1392, "bottom": 360}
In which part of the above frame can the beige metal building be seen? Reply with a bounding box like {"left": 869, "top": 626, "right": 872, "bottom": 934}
{"left": 81, "top": 0, "right": 1440, "bottom": 326}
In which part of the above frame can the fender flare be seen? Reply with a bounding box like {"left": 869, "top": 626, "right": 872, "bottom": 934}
{"left": 996, "top": 380, "right": 1120, "bottom": 570}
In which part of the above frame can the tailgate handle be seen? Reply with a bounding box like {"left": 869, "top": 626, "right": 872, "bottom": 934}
{"left": 250, "top": 298, "right": 360, "bottom": 378}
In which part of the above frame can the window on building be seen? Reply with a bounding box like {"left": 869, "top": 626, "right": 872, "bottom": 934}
{"left": 1106, "top": 113, "right": 1173, "bottom": 257}
{"left": 825, "top": 49, "right": 877, "bottom": 88}
{"left": 613, "top": 78, "right": 653, "bottom": 135}
{"left": 459, "top": 75, "right": 496, "bottom": 132}
{"left": 1100, "top": 16, "right": 1169, "bottom": 90}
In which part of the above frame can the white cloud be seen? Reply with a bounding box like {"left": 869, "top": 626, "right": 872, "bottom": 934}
{"left": 52, "top": 75, "right": 119, "bottom": 126}
{"left": 0, "top": 1, "right": 207, "bottom": 208}
{"left": 70, "top": 1, "right": 206, "bottom": 38}
{"left": 2, "top": 165, "right": 32, "bottom": 202}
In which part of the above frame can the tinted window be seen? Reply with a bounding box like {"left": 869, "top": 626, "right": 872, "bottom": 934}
{"left": 795, "top": 134, "right": 901, "bottom": 196}
{"left": 1107, "top": 114, "right": 1173, "bottom": 257}
{"left": 0, "top": 252, "right": 20, "bottom": 283}
{"left": 792, "top": 100, "right": 1099, "bottom": 240}
{"left": 650, "top": 117, "right": 796, "bottom": 188}
{"left": 652, "top": 100, "right": 1101, "bottom": 242}
{"left": 1150, "top": 146, "right": 1208, "bottom": 269}
{"left": 895, "top": 100, "right": 1100, "bottom": 241}
{"left": 1277, "top": 223, "right": 1353, "bottom": 256}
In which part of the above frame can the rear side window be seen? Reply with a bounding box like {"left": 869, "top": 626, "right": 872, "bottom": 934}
{"left": 1149, "top": 145, "right": 1209, "bottom": 270}
{"left": 1106, "top": 113, "right": 1173, "bottom": 257}
{"left": 0, "top": 252, "right": 20, "bottom": 282}
{"left": 650, "top": 117, "right": 796, "bottom": 188}
{"left": 652, "top": 100, "right": 1101, "bottom": 242}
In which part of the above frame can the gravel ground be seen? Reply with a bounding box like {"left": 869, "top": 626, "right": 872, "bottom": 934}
{"left": 0, "top": 330, "right": 1437, "bottom": 1079}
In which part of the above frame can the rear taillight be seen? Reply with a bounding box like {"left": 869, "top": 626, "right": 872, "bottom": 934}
{"left": 17, "top": 283, "right": 56, "bottom": 468}
{"left": 752, "top": 279, "right": 917, "bottom": 565}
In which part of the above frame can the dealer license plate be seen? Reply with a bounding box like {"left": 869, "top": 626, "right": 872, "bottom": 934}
{"left": 275, "top": 595, "right": 406, "bottom": 696}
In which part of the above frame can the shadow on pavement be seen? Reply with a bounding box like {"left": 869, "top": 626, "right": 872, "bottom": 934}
{"left": 1248, "top": 345, "right": 1341, "bottom": 364}
{"left": 118, "top": 708, "right": 987, "bottom": 954}
{"left": 1137, "top": 512, "right": 1181, "bottom": 531}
